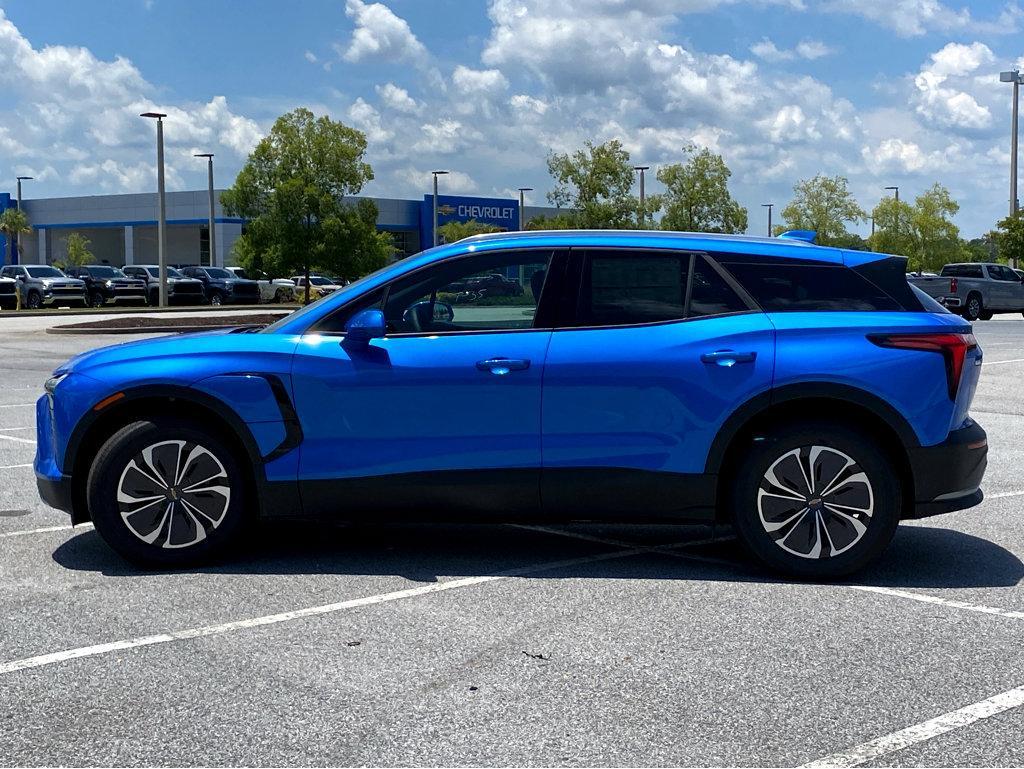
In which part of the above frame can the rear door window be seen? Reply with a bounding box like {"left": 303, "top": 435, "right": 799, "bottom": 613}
{"left": 719, "top": 262, "right": 902, "bottom": 312}
{"left": 580, "top": 251, "right": 689, "bottom": 326}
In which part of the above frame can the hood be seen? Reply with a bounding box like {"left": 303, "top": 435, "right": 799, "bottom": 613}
{"left": 41, "top": 277, "right": 84, "bottom": 287}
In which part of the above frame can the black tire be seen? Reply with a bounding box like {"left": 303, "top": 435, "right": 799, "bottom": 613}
{"left": 729, "top": 422, "right": 901, "bottom": 579}
{"left": 86, "top": 417, "right": 250, "bottom": 567}
{"left": 963, "top": 293, "right": 982, "bottom": 321}
{"left": 26, "top": 290, "right": 41, "bottom": 310}
{"left": 89, "top": 291, "right": 105, "bottom": 308}
{"left": 209, "top": 291, "right": 224, "bottom": 306}
{"left": 978, "top": 311, "right": 993, "bottom": 321}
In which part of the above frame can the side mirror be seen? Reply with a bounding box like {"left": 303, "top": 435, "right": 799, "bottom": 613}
{"left": 344, "top": 308, "right": 386, "bottom": 346}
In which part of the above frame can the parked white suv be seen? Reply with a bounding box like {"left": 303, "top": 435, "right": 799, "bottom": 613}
{"left": 225, "top": 267, "right": 296, "bottom": 303}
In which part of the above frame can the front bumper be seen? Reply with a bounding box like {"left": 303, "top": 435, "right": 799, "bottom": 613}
{"left": 906, "top": 419, "right": 987, "bottom": 518}
{"left": 37, "top": 473, "right": 74, "bottom": 515}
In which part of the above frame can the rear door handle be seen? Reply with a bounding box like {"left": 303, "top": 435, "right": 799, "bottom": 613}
{"left": 476, "top": 358, "right": 531, "bottom": 375}
{"left": 701, "top": 350, "right": 757, "bottom": 367}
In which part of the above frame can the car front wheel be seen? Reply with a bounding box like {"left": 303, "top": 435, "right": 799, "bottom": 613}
{"left": 86, "top": 417, "right": 249, "bottom": 567}
{"left": 730, "top": 422, "right": 900, "bottom": 578}
{"left": 209, "top": 291, "right": 223, "bottom": 306}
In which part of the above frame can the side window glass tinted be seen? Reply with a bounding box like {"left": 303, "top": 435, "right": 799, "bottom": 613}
{"left": 579, "top": 251, "right": 688, "bottom": 326}
{"left": 311, "top": 287, "right": 386, "bottom": 335}
{"left": 721, "top": 262, "right": 902, "bottom": 312}
{"left": 689, "top": 257, "right": 748, "bottom": 318}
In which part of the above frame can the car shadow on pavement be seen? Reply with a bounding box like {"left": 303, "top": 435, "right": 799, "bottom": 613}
{"left": 51, "top": 519, "right": 1024, "bottom": 589}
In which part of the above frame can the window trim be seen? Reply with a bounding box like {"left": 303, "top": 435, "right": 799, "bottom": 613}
{"left": 559, "top": 247, "right": 759, "bottom": 332}
{"left": 306, "top": 246, "right": 566, "bottom": 338}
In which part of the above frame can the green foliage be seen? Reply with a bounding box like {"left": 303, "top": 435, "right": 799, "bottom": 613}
{"left": 869, "top": 183, "right": 962, "bottom": 272}
{"left": 221, "top": 107, "right": 393, "bottom": 299}
{"left": 777, "top": 175, "right": 866, "bottom": 246}
{"left": 963, "top": 235, "right": 997, "bottom": 263}
{"left": 657, "top": 145, "right": 746, "bottom": 234}
{"left": 994, "top": 211, "right": 1024, "bottom": 268}
{"left": 545, "top": 140, "right": 639, "bottom": 229}
{"left": 58, "top": 232, "right": 93, "bottom": 269}
{"left": 0, "top": 208, "right": 31, "bottom": 265}
{"left": 437, "top": 219, "right": 502, "bottom": 244}
{"left": 525, "top": 213, "right": 579, "bottom": 230}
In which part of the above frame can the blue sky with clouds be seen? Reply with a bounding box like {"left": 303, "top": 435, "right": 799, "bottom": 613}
{"left": 1, "top": 0, "right": 1022, "bottom": 237}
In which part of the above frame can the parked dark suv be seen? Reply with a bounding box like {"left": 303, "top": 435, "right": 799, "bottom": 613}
{"left": 122, "top": 265, "right": 205, "bottom": 305}
{"left": 64, "top": 265, "right": 147, "bottom": 308}
{"left": 178, "top": 266, "right": 261, "bottom": 305}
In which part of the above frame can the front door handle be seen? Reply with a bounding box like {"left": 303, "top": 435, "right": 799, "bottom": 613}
{"left": 701, "top": 350, "right": 757, "bottom": 367}
{"left": 476, "top": 358, "right": 531, "bottom": 375}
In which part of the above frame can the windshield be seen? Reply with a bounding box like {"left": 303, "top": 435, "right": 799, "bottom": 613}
{"left": 205, "top": 268, "right": 233, "bottom": 279}
{"left": 88, "top": 266, "right": 127, "bottom": 278}
{"left": 309, "top": 276, "right": 334, "bottom": 286}
{"left": 26, "top": 266, "right": 66, "bottom": 278}
{"left": 144, "top": 267, "right": 185, "bottom": 278}
{"left": 262, "top": 257, "right": 414, "bottom": 334}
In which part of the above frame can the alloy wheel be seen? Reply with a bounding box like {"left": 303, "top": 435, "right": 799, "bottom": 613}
{"left": 756, "top": 445, "right": 874, "bottom": 560}
{"left": 116, "top": 440, "right": 231, "bottom": 549}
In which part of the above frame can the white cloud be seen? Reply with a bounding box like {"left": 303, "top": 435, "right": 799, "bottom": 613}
{"left": 304, "top": 50, "right": 318, "bottom": 64}
{"left": 376, "top": 82, "right": 420, "bottom": 114}
{"left": 340, "top": 0, "right": 427, "bottom": 64}
{"left": 751, "top": 38, "right": 834, "bottom": 62}
{"left": 451, "top": 65, "right": 509, "bottom": 95}
{"left": 347, "top": 97, "right": 393, "bottom": 143}
{"left": 913, "top": 42, "right": 994, "bottom": 130}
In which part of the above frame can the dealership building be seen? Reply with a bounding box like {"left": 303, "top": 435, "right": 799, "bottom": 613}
{"left": 0, "top": 190, "right": 562, "bottom": 268}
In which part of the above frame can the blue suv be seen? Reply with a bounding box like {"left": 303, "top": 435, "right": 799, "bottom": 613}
{"left": 36, "top": 231, "right": 987, "bottom": 577}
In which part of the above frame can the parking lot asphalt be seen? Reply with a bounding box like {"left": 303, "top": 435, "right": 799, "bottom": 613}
{"left": 1, "top": 313, "right": 1024, "bottom": 767}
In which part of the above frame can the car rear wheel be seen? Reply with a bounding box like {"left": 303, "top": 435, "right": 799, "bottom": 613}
{"left": 26, "top": 290, "right": 41, "bottom": 309}
{"left": 730, "top": 422, "right": 900, "bottom": 578}
{"left": 963, "top": 293, "right": 982, "bottom": 321}
{"left": 86, "top": 417, "right": 249, "bottom": 567}
{"left": 209, "top": 291, "right": 223, "bottom": 306}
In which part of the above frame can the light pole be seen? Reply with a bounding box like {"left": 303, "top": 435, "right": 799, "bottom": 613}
{"left": 1001, "top": 70, "right": 1022, "bottom": 221}
{"left": 761, "top": 203, "right": 773, "bottom": 237}
{"left": 633, "top": 166, "right": 649, "bottom": 228}
{"left": 194, "top": 153, "right": 216, "bottom": 267}
{"left": 884, "top": 185, "right": 899, "bottom": 202}
{"left": 431, "top": 170, "right": 449, "bottom": 247}
{"left": 517, "top": 187, "right": 533, "bottom": 230}
{"left": 141, "top": 112, "right": 168, "bottom": 306}
{"left": 15, "top": 176, "right": 31, "bottom": 265}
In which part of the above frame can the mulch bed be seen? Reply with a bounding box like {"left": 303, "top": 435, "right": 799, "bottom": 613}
{"left": 57, "top": 313, "right": 291, "bottom": 330}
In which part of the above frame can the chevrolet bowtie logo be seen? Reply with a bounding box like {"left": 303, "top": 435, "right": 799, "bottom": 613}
{"left": 437, "top": 204, "right": 456, "bottom": 215}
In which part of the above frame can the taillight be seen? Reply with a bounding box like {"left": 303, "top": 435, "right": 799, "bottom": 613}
{"left": 949, "top": 277, "right": 958, "bottom": 293}
{"left": 870, "top": 333, "right": 978, "bottom": 400}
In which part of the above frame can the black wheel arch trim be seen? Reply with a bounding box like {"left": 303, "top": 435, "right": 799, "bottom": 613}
{"left": 705, "top": 382, "right": 920, "bottom": 475}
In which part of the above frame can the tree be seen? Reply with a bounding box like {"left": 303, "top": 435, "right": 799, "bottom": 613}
{"left": 777, "top": 175, "right": 865, "bottom": 246}
{"left": 657, "top": 145, "right": 746, "bottom": 234}
{"left": 963, "top": 234, "right": 997, "bottom": 263}
{"left": 994, "top": 211, "right": 1024, "bottom": 269}
{"left": 546, "top": 140, "right": 638, "bottom": 229}
{"left": 57, "top": 232, "right": 93, "bottom": 270}
{"left": 222, "top": 107, "right": 393, "bottom": 303}
{"left": 437, "top": 219, "right": 501, "bottom": 244}
{"left": 869, "top": 184, "right": 962, "bottom": 272}
{"left": 0, "top": 208, "right": 31, "bottom": 267}
{"left": 525, "top": 213, "right": 578, "bottom": 230}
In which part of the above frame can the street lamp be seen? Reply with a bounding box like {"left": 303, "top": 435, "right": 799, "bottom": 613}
{"left": 517, "top": 187, "right": 533, "bottom": 230}
{"left": 633, "top": 166, "right": 650, "bottom": 228}
{"left": 884, "top": 185, "right": 899, "bottom": 202}
{"left": 194, "top": 153, "right": 216, "bottom": 267}
{"left": 1001, "top": 70, "right": 1023, "bottom": 220}
{"left": 431, "top": 170, "right": 449, "bottom": 247}
{"left": 140, "top": 112, "right": 168, "bottom": 306}
{"left": 14, "top": 176, "right": 32, "bottom": 265}
{"left": 761, "top": 203, "right": 773, "bottom": 237}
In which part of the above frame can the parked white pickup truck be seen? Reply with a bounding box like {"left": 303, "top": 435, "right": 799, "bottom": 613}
{"left": 908, "top": 262, "right": 1024, "bottom": 320}
{"left": 225, "top": 267, "right": 296, "bottom": 304}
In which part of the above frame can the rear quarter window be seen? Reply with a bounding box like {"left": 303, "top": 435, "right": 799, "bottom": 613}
{"left": 719, "top": 262, "right": 903, "bottom": 312}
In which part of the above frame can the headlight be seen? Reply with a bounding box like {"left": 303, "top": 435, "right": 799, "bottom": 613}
{"left": 45, "top": 372, "right": 70, "bottom": 394}
{"left": 105, "top": 280, "right": 114, "bottom": 288}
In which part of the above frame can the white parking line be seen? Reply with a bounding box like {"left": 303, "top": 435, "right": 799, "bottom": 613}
{"left": 0, "top": 524, "right": 90, "bottom": 539}
{"left": 850, "top": 585, "right": 1024, "bottom": 621}
{"left": 0, "top": 463, "right": 32, "bottom": 470}
{"left": 0, "top": 427, "right": 33, "bottom": 432}
{"left": 986, "top": 490, "right": 1024, "bottom": 499}
{"left": 983, "top": 357, "right": 1024, "bottom": 366}
{"left": 0, "top": 434, "right": 34, "bottom": 444}
{"left": 801, "top": 683, "right": 1024, "bottom": 767}
{"left": 0, "top": 543, "right": 644, "bottom": 676}
{"left": 0, "top": 404, "right": 34, "bottom": 409}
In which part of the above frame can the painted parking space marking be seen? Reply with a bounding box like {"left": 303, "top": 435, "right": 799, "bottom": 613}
{"left": 0, "top": 463, "right": 32, "bottom": 470}
{"left": 0, "top": 404, "right": 35, "bottom": 409}
{"left": 0, "top": 434, "right": 35, "bottom": 445}
{"left": 986, "top": 489, "right": 1024, "bottom": 499}
{"left": 849, "top": 585, "right": 1024, "bottom": 621}
{"left": 0, "top": 523, "right": 91, "bottom": 539}
{"left": 801, "top": 682, "right": 1024, "bottom": 767}
{"left": 0, "top": 544, "right": 647, "bottom": 676}
{"left": 983, "top": 357, "right": 1024, "bottom": 366}
{"left": 0, "top": 427, "right": 33, "bottom": 432}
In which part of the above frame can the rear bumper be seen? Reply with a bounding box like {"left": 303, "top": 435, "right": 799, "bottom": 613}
{"left": 906, "top": 419, "right": 987, "bottom": 518}
{"left": 37, "top": 473, "right": 74, "bottom": 515}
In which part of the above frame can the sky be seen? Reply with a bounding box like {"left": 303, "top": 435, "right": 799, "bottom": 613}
{"left": 1, "top": 0, "right": 1023, "bottom": 238}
